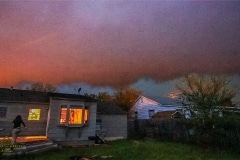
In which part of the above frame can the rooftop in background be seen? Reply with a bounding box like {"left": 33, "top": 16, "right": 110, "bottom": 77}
{"left": 0, "top": 88, "right": 97, "bottom": 103}
{"left": 144, "top": 95, "right": 182, "bottom": 106}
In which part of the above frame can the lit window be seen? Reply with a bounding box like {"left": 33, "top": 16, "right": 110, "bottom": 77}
{"left": 69, "top": 108, "right": 83, "bottom": 124}
{"left": 84, "top": 109, "right": 89, "bottom": 123}
{"left": 60, "top": 106, "right": 67, "bottom": 124}
{"left": 60, "top": 105, "right": 89, "bottom": 125}
{"left": 28, "top": 109, "right": 41, "bottom": 120}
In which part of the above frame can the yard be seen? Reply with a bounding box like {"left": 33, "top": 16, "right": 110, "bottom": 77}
{"left": 2, "top": 139, "right": 239, "bottom": 160}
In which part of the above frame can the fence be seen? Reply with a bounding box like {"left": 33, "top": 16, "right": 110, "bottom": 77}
{"left": 128, "top": 118, "right": 240, "bottom": 150}
{"left": 128, "top": 119, "right": 190, "bottom": 142}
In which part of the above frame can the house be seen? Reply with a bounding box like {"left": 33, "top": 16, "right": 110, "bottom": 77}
{"left": 152, "top": 110, "right": 184, "bottom": 119}
{"left": 0, "top": 88, "right": 127, "bottom": 144}
{"left": 97, "top": 101, "right": 127, "bottom": 141}
{"left": 131, "top": 95, "right": 180, "bottom": 119}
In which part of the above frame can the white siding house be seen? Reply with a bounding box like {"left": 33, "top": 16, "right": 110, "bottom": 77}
{"left": 131, "top": 96, "right": 179, "bottom": 119}
{"left": 0, "top": 88, "right": 127, "bottom": 145}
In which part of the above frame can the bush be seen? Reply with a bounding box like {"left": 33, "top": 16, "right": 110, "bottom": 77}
{"left": 187, "top": 113, "right": 240, "bottom": 152}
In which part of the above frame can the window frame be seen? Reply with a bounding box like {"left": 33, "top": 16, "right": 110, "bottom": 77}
{"left": 28, "top": 108, "right": 41, "bottom": 120}
{"left": 148, "top": 109, "right": 155, "bottom": 118}
{"left": 59, "top": 105, "right": 89, "bottom": 127}
{"left": 0, "top": 107, "right": 7, "bottom": 119}
{"left": 134, "top": 111, "right": 138, "bottom": 119}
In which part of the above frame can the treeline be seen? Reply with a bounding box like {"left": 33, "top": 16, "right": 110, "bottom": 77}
{"left": 84, "top": 87, "right": 141, "bottom": 113}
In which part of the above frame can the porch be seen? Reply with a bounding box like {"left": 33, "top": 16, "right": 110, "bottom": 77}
{"left": 0, "top": 135, "right": 47, "bottom": 144}
{"left": 0, "top": 136, "right": 58, "bottom": 157}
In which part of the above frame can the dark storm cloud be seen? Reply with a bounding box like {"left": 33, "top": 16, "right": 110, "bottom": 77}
{"left": 0, "top": 1, "right": 240, "bottom": 87}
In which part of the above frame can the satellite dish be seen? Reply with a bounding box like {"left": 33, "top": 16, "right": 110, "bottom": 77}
{"left": 78, "top": 88, "right": 81, "bottom": 94}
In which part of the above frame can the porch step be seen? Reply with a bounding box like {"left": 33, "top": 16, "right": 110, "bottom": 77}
{"left": 2, "top": 140, "right": 57, "bottom": 156}
{"left": 26, "top": 140, "right": 57, "bottom": 154}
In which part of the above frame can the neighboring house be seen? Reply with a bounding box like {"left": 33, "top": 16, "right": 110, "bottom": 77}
{"left": 145, "top": 96, "right": 197, "bottom": 119}
{"left": 131, "top": 95, "right": 180, "bottom": 119}
{"left": 152, "top": 111, "right": 184, "bottom": 119}
{"left": 0, "top": 88, "right": 127, "bottom": 144}
{"left": 224, "top": 107, "right": 240, "bottom": 114}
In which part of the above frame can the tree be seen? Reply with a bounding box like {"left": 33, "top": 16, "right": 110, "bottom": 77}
{"left": 83, "top": 92, "right": 113, "bottom": 102}
{"left": 176, "top": 74, "right": 238, "bottom": 121}
{"left": 83, "top": 93, "right": 98, "bottom": 99}
{"left": 83, "top": 88, "right": 141, "bottom": 114}
{"left": 112, "top": 87, "right": 142, "bottom": 113}
{"left": 97, "top": 92, "right": 113, "bottom": 102}
{"left": 26, "top": 82, "right": 57, "bottom": 92}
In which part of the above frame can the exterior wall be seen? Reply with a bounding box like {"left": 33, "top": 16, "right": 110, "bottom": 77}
{"left": 132, "top": 96, "right": 159, "bottom": 111}
{"left": 131, "top": 96, "right": 177, "bottom": 120}
{"left": 47, "top": 98, "right": 97, "bottom": 142}
{"left": 0, "top": 102, "right": 49, "bottom": 137}
{"left": 137, "top": 105, "right": 176, "bottom": 119}
{"left": 97, "top": 115, "right": 127, "bottom": 141}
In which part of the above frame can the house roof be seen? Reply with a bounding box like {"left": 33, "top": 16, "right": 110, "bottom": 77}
{"left": 145, "top": 95, "right": 182, "bottom": 106}
{"left": 0, "top": 88, "right": 125, "bottom": 115}
{"left": 133, "top": 95, "right": 182, "bottom": 107}
{"left": 152, "top": 111, "right": 183, "bottom": 119}
{"left": 223, "top": 107, "right": 240, "bottom": 114}
{"left": 152, "top": 111, "right": 176, "bottom": 119}
{"left": 97, "top": 101, "right": 126, "bottom": 115}
{"left": 0, "top": 88, "right": 96, "bottom": 103}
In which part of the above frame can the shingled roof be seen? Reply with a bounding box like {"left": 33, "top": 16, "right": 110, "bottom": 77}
{"left": 0, "top": 88, "right": 124, "bottom": 115}
{"left": 0, "top": 88, "right": 96, "bottom": 103}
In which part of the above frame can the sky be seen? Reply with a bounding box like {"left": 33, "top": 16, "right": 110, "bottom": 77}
{"left": 0, "top": 1, "right": 240, "bottom": 101}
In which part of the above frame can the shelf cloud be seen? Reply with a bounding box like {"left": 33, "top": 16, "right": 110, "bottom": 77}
{"left": 1, "top": 1, "right": 240, "bottom": 88}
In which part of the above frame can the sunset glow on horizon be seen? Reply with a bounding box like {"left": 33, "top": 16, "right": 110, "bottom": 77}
{"left": 1, "top": 1, "right": 240, "bottom": 90}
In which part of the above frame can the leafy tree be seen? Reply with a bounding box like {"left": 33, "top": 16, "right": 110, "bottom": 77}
{"left": 97, "top": 92, "right": 113, "bottom": 102}
{"left": 176, "top": 74, "right": 237, "bottom": 120}
{"left": 83, "top": 87, "right": 141, "bottom": 118}
{"left": 112, "top": 87, "right": 142, "bottom": 113}
{"left": 83, "top": 92, "right": 113, "bottom": 101}
{"left": 83, "top": 88, "right": 141, "bottom": 113}
{"left": 83, "top": 93, "right": 98, "bottom": 99}
{"left": 26, "top": 82, "right": 57, "bottom": 92}
{"left": 176, "top": 74, "right": 238, "bottom": 145}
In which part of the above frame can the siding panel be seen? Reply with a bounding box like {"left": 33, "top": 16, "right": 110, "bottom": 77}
{"left": 0, "top": 102, "right": 48, "bottom": 136}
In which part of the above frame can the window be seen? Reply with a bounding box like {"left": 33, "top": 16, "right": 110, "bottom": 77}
{"left": 184, "top": 110, "right": 191, "bottom": 119}
{"left": 148, "top": 110, "right": 155, "bottom": 118}
{"left": 96, "top": 119, "right": 102, "bottom": 131}
{"left": 60, "top": 106, "right": 67, "bottom": 124}
{"left": 60, "top": 105, "right": 89, "bottom": 126}
{"left": 28, "top": 109, "right": 41, "bottom": 120}
{"left": 0, "top": 107, "right": 7, "bottom": 118}
{"left": 134, "top": 112, "right": 138, "bottom": 119}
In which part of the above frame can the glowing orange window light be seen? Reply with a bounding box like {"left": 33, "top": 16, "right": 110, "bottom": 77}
{"left": 60, "top": 106, "right": 89, "bottom": 125}
{"left": 69, "top": 108, "right": 83, "bottom": 124}
{"left": 60, "top": 107, "right": 67, "bottom": 124}
{"left": 84, "top": 109, "right": 89, "bottom": 123}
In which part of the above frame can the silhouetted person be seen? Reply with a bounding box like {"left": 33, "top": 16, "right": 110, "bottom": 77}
{"left": 12, "top": 115, "right": 26, "bottom": 144}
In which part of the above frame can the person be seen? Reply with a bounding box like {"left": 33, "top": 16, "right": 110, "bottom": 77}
{"left": 12, "top": 115, "right": 26, "bottom": 144}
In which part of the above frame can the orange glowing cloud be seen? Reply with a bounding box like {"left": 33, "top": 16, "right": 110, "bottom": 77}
{"left": 0, "top": 1, "right": 240, "bottom": 88}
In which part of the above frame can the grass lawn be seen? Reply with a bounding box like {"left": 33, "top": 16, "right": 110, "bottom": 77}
{"left": 2, "top": 139, "right": 239, "bottom": 160}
